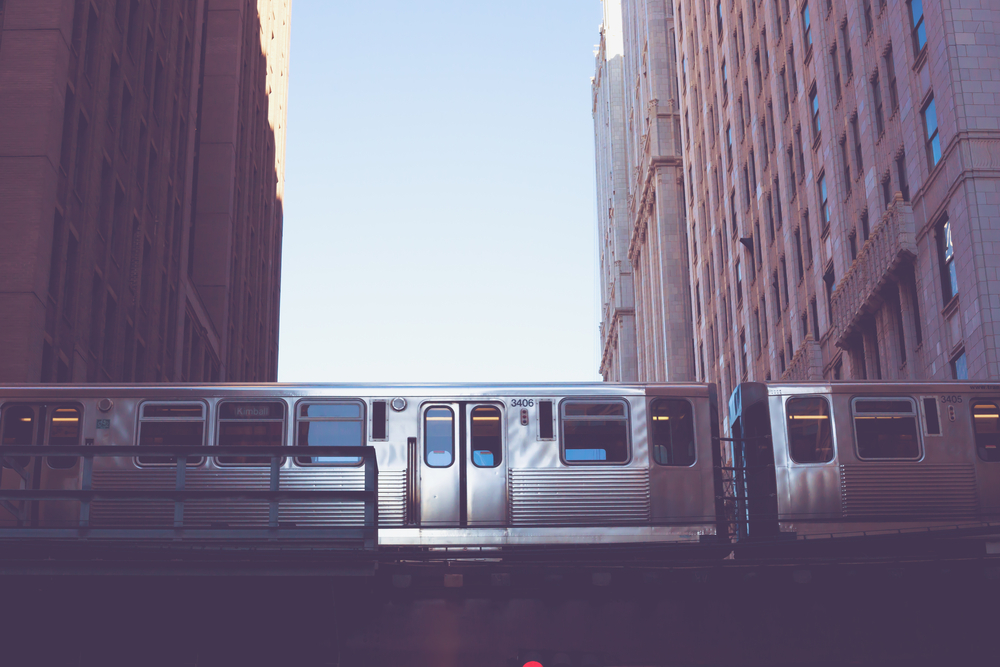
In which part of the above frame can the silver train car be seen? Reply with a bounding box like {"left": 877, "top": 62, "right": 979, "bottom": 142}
{"left": 729, "top": 381, "right": 1000, "bottom": 540}
{"left": 0, "top": 383, "right": 723, "bottom": 546}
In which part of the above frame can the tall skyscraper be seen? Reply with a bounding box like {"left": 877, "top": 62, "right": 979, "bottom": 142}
{"left": 597, "top": 0, "right": 1000, "bottom": 425}
{"left": 0, "top": 0, "right": 289, "bottom": 384}
{"left": 676, "top": 0, "right": 1000, "bottom": 417}
{"left": 593, "top": 0, "right": 693, "bottom": 383}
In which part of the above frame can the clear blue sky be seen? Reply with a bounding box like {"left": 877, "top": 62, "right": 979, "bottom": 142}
{"left": 278, "top": 1, "right": 604, "bottom": 383}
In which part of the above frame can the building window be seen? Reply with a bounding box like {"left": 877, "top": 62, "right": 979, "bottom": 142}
{"left": 860, "top": 209, "right": 870, "bottom": 241}
{"left": 938, "top": 216, "right": 958, "bottom": 303}
{"left": 774, "top": 176, "right": 784, "bottom": 226}
{"left": 840, "top": 138, "right": 851, "bottom": 194}
{"left": 864, "top": 0, "right": 874, "bottom": 36}
{"left": 726, "top": 124, "right": 734, "bottom": 166}
{"left": 881, "top": 173, "right": 892, "bottom": 209}
{"left": 842, "top": 22, "right": 853, "bottom": 78}
{"left": 651, "top": 399, "right": 696, "bottom": 466}
{"left": 787, "top": 397, "right": 834, "bottom": 463}
{"left": 760, "top": 295, "right": 769, "bottom": 345}
{"left": 809, "top": 85, "right": 821, "bottom": 139}
{"left": 896, "top": 152, "right": 910, "bottom": 201}
{"left": 788, "top": 45, "right": 798, "bottom": 96}
{"left": 787, "top": 147, "right": 797, "bottom": 196}
{"left": 803, "top": 211, "right": 813, "bottom": 265}
{"left": 753, "top": 308, "right": 762, "bottom": 355}
{"left": 871, "top": 70, "right": 885, "bottom": 137}
{"left": 908, "top": 0, "right": 927, "bottom": 56}
{"left": 754, "top": 49, "right": 763, "bottom": 94}
{"left": 885, "top": 47, "right": 899, "bottom": 114}
{"left": 817, "top": 173, "right": 830, "bottom": 230}
{"left": 853, "top": 398, "right": 921, "bottom": 460}
{"left": 952, "top": 350, "right": 968, "bottom": 380}
{"left": 780, "top": 68, "right": 790, "bottom": 117}
{"left": 802, "top": 3, "right": 812, "bottom": 48}
{"left": 740, "top": 330, "right": 749, "bottom": 378}
{"left": 296, "top": 401, "right": 366, "bottom": 465}
{"left": 811, "top": 298, "right": 820, "bottom": 340}
{"left": 780, "top": 257, "right": 789, "bottom": 306}
{"left": 561, "top": 401, "right": 630, "bottom": 464}
{"left": 794, "top": 227, "right": 805, "bottom": 279}
{"left": 831, "top": 43, "right": 842, "bottom": 101}
{"left": 749, "top": 150, "right": 757, "bottom": 191}
{"left": 923, "top": 95, "right": 941, "bottom": 167}
{"left": 772, "top": 270, "right": 782, "bottom": 322}
{"left": 735, "top": 259, "right": 743, "bottom": 303}
{"left": 722, "top": 58, "right": 729, "bottom": 100}
{"left": 823, "top": 266, "right": 832, "bottom": 324}
{"left": 850, "top": 230, "right": 858, "bottom": 261}
{"left": 851, "top": 114, "right": 863, "bottom": 174}
{"left": 717, "top": 0, "right": 724, "bottom": 36}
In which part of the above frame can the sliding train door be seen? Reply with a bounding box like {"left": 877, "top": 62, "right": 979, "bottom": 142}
{"left": 0, "top": 403, "right": 82, "bottom": 527}
{"left": 417, "top": 402, "right": 507, "bottom": 527}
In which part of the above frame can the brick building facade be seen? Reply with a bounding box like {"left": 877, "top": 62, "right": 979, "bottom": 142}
{"left": 597, "top": 0, "right": 1000, "bottom": 424}
{"left": 0, "top": 0, "right": 289, "bottom": 384}
{"left": 594, "top": 0, "right": 694, "bottom": 383}
{"left": 674, "top": 0, "right": 1000, "bottom": 426}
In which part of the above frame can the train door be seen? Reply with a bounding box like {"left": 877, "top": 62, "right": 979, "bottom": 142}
{"left": 969, "top": 397, "right": 1000, "bottom": 519}
{"left": 648, "top": 398, "right": 706, "bottom": 523}
{"left": 417, "top": 402, "right": 507, "bottom": 527}
{"left": 0, "top": 403, "right": 82, "bottom": 527}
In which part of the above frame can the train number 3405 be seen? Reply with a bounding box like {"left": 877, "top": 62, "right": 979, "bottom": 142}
{"left": 510, "top": 399, "right": 535, "bottom": 407}
{"left": 941, "top": 395, "right": 963, "bottom": 403}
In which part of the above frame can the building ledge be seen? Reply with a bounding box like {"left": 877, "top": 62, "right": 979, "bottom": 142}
{"left": 782, "top": 338, "right": 824, "bottom": 381}
{"left": 830, "top": 195, "right": 917, "bottom": 348}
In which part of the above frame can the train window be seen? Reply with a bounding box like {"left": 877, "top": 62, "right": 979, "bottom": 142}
{"left": 471, "top": 405, "right": 502, "bottom": 468}
{"left": 852, "top": 398, "right": 920, "bottom": 460}
{"left": 560, "top": 400, "right": 629, "bottom": 464}
{"left": 923, "top": 397, "right": 941, "bottom": 435}
{"left": 424, "top": 407, "right": 454, "bottom": 467}
{"left": 137, "top": 402, "right": 205, "bottom": 465}
{"left": 47, "top": 407, "right": 81, "bottom": 469}
{"left": 216, "top": 401, "right": 285, "bottom": 466}
{"left": 295, "top": 401, "right": 365, "bottom": 465}
{"left": 971, "top": 401, "right": 1000, "bottom": 462}
{"left": 371, "top": 400, "right": 388, "bottom": 440}
{"left": 2, "top": 404, "right": 34, "bottom": 468}
{"left": 538, "top": 400, "right": 554, "bottom": 439}
{"left": 650, "top": 399, "right": 695, "bottom": 466}
{"left": 786, "top": 397, "right": 834, "bottom": 463}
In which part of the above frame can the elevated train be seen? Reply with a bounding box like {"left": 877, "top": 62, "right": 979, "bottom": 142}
{"left": 2, "top": 381, "right": 999, "bottom": 547}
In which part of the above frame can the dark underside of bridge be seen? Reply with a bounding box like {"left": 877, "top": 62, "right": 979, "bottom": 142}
{"left": 2, "top": 547, "right": 999, "bottom": 667}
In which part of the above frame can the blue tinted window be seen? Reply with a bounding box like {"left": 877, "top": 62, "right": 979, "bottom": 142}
{"left": 424, "top": 407, "right": 454, "bottom": 467}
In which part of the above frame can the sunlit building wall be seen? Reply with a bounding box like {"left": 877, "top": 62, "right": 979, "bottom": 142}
{"left": 594, "top": 0, "right": 693, "bottom": 383}
{"left": 0, "top": 0, "right": 289, "bottom": 383}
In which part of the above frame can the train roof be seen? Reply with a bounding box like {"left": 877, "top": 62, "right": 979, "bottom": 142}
{"left": 0, "top": 382, "right": 717, "bottom": 400}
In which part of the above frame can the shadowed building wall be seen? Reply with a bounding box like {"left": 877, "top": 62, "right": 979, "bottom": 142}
{"left": 0, "top": 0, "right": 289, "bottom": 384}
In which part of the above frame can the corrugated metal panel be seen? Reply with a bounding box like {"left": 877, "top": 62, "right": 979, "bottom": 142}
{"left": 509, "top": 468, "right": 650, "bottom": 525}
{"left": 840, "top": 464, "right": 978, "bottom": 518}
{"left": 89, "top": 468, "right": 400, "bottom": 527}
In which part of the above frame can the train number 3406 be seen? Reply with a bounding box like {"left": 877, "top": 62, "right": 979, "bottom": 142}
{"left": 510, "top": 399, "right": 535, "bottom": 407}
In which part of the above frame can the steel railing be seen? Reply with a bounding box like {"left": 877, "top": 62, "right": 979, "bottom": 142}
{"left": 0, "top": 445, "right": 378, "bottom": 550}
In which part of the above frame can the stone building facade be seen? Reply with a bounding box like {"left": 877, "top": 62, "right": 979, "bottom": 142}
{"left": 672, "top": 0, "right": 1000, "bottom": 423}
{"left": 0, "top": 0, "right": 289, "bottom": 384}
{"left": 594, "top": 0, "right": 693, "bottom": 383}
{"left": 594, "top": 0, "right": 638, "bottom": 382}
